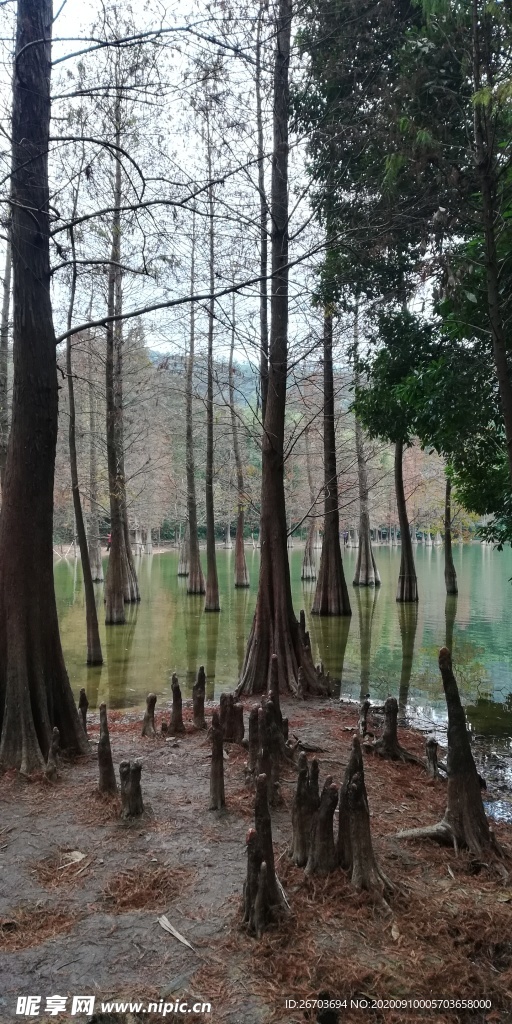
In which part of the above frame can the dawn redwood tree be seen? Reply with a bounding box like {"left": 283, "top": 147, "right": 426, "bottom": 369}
{"left": 0, "top": 232, "right": 11, "bottom": 491}
{"left": 311, "top": 311, "right": 351, "bottom": 616}
{"left": 87, "top": 335, "right": 103, "bottom": 583}
{"left": 0, "top": 0, "right": 89, "bottom": 772}
{"left": 229, "top": 293, "right": 249, "bottom": 588}
{"left": 204, "top": 100, "right": 220, "bottom": 613}
{"left": 236, "top": 0, "right": 326, "bottom": 696}
{"left": 444, "top": 476, "right": 458, "bottom": 595}
{"left": 186, "top": 210, "right": 205, "bottom": 595}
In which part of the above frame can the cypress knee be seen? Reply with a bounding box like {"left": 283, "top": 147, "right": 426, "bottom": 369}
{"left": 289, "top": 751, "right": 313, "bottom": 867}
{"left": 142, "top": 693, "right": 157, "bottom": 738}
{"left": 78, "top": 688, "right": 89, "bottom": 736}
{"left": 209, "top": 710, "right": 225, "bottom": 810}
{"left": 120, "top": 760, "right": 144, "bottom": 818}
{"left": 305, "top": 777, "right": 338, "bottom": 876}
{"left": 193, "top": 666, "right": 206, "bottom": 729}
{"left": 98, "top": 703, "right": 117, "bottom": 794}
{"left": 170, "top": 673, "right": 185, "bottom": 734}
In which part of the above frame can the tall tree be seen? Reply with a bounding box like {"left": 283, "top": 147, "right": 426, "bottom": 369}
{"left": 186, "top": 210, "right": 205, "bottom": 595}
{"left": 312, "top": 311, "right": 351, "bottom": 616}
{"left": 0, "top": 231, "right": 11, "bottom": 491}
{"left": 204, "top": 101, "right": 220, "bottom": 613}
{"left": 0, "top": 0, "right": 88, "bottom": 772}
{"left": 236, "top": 0, "right": 326, "bottom": 696}
{"left": 229, "top": 293, "right": 249, "bottom": 588}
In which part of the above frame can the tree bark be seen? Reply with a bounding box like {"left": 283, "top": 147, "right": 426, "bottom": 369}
{"left": 66, "top": 199, "right": 102, "bottom": 665}
{"left": 395, "top": 440, "right": 418, "bottom": 602}
{"left": 186, "top": 211, "right": 205, "bottom": 595}
{"left": 0, "top": 0, "right": 89, "bottom": 773}
{"left": 301, "top": 426, "right": 317, "bottom": 581}
{"left": 256, "top": 2, "right": 269, "bottom": 423}
{"left": 312, "top": 312, "right": 351, "bottom": 616}
{"left": 444, "top": 476, "right": 458, "bottom": 595}
{"left": 305, "top": 776, "right": 338, "bottom": 875}
{"left": 209, "top": 710, "right": 225, "bottom": 810}
{"left": 120, "top": 760, "right": 144, "bottom": 818}
{"left": 104, "top": 92, "right": 139, "bottom": 623}
{"left": 142, "top": 693, "right": 157, "bottom": 738}
{"left": 353, "top": 315, "right": 379, "bottom": 587}
{"left": 229, "top": 292, "right": 249, "bottom": 588}
{"left": 177, "top": 520, "right": 190, "bottom": 577}
{"left": 397, "top": 603, "right": 418, "bottom": 723}
{"left": 204, "top": 119, "right": 220, "bottom": 613}
{"left": 236, "top": 0, "right": 328, "bottom": 696}
{"left": 0, "top": 231, "right": 11, "bottom": 492}
{"left": 193, "top": 666, "right": 206, "bottom": 729}
{"left": 98, "top": 703, "right": 117, "bottom": 794}
{"left": 87, "top": 336, "right": 103, "bottom": 582}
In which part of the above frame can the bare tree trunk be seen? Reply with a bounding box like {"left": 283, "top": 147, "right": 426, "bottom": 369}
{"left": 444, "top": 476, "right": 458, "bottom": 595}
{"left": 204, "top": 122, "right": 220, "bottom": 612}
{"left": 66, "top": 203, "right": 103, "bottom": 665}
{"left": 104, "top": 93, "right": 139, "bottom": 622}
{"left": 353, "top": 311, "right": 379, "bottom": 586}
{"left": 301, "top": 426, "right": 317, "bottom": 581}
{"left": 397, "top": 603, "right": 418, "bottom": 723}
{"left": 0, "top": 232, "right": 11, "bottom": 492}
{"left": 229, "top": 292, "right": 249, "bottom": 588}
{"left": 256, "top": 3, "right": 269, "bottom": 423}
{"left": 0, "top": 0, "right": 89, "bottom": 772}
{"left": 395, "top": 440, "right": 418, "bottom": 602}
{"left": 312, "top": 312, "right": 351, "bottom": 616}
{"left": 236, "top": 0, "right": 327, "bottom": 696}
{"left": 186, "top": 210, "right": 205, "bottom": 595}
{"left": 87, "top": 336, "right": 103, "bottom": 582}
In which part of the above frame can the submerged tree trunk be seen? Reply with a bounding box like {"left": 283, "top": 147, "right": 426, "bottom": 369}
{"left": 104, "top": 94, "right": 139, "bottom": 623}
{"left": 229, "top": 292, "right": 249, "bottom": 588}
{"left": 397, "top": 602, "right": 418, "bottom": 722}
{"left": 204, "top": 127, "right": 220, "bottom": 612}
{"left": 444, "top": 476, "right": 458, "bottom": 595}
{"left": 312, "top": 312, "right": 351, "bottom": 616}
{"left": 66, "top": 240, "right": 103, "bottom": 664}
{"left": 0, "top": 231, "right": 11, "bottom": 492}
{"left": 236, "top": 0, "right": 327, "bottom": 696}
{"left": 0, "top": 0, "right": 89, "bottom": 772}
{"left": 186, "top": 211, "right": 205, "bottom": 595}
{"left": 87, "top": 336, "right": 103, "bottom": 583}
{"left": 395, "top": 440, "right": 418, "bottom": 602}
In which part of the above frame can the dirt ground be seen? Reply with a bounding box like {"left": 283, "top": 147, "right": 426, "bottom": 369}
{"left": 1, "top": 697, "right": 512, "bottom": 1024}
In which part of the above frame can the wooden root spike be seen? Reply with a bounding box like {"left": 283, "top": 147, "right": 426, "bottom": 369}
{"left": 98, "top": 702, "right": 117, "bottom": 794}
{"left": 142, "top": 692, "right": 157, "bottom": 738}
{"left": 120, "top": 759, "right": 144, "bottom": 818}
{"left": 289, "top": 751, "right": 312, "bottom": 867}
{"left": 209, "top": 710, "right": 225, "bottom": 810}
{"left": 78, "top": 688, "right": 89, "bottom": 736}
{"left": 170, "top": 673, "right": 185, "bottom": 734}
{"left": 305, "top": 776, "right": 338, "bottom": 876}
{"left": 193, "top": 666, "right": 206, "bottom": 729}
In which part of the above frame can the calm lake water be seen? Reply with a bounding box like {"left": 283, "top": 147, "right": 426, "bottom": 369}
{"left": 55, "top": 544, "right": 512, "bottom": 766}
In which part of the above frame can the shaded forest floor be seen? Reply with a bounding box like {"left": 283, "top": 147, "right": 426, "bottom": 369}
{"left": 1, "top": 698, "right": 512, "bottom": 1024}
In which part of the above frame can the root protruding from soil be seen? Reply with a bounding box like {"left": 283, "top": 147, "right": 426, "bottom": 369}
{"left": 120, "top": 760, "right": 144, "bottom": 818}
{"left": 98, "top": 703, "right": 117, "bottom": 794}
{"left": 209, "top": 710, "right": 225, "bottom": 811}
{"left": 349, "top": 769, "right": 393, "bottom": 902}
{"left": 305, "top": 775, "right": 339, "bottom": 876}
{"left": 371, "top": 697, "right": 424, "bottom": 765}
{"left": 142, "top": 693, "right": 157, "bottom": 738}
{"left": 170, "top": 673, "right": 185, "bottom": 734}
{"left": 242, "top": 774, "right": 284, "bottom": 937}
{"left": 78, "top": 688, "right": 88, "bottom": 736}
{"left": 289, "top": 751, "right": 316, "bottom": 867}
{"left": 193, "top": 666, "right": 206, "bottom": 730}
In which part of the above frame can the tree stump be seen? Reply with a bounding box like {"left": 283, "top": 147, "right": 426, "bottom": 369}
{"left": 349, "top": 770, "right": 392, "bottom": 900}
{"left": 170, "top": 673, "right": 185, "bottom": 734}
{"left": 98, "top": 703, "right": 117, "bottom": 794}
{"left": 78, "top": 688, "right": 88, "bottom": 736}
{"left": 289, "top": 751, "right": 314, "bottom": 866}
{"left": 120, "top": 760, "right": 144, "bottom": 818}
{"left": 45, "top": 727, "right": 60, "bottom": 779}
{"left": 305, "top": 776, "right": 338, "bottom": 875}
{"left": 359, "top": 699, "right": 370, "bottom": 738}
{"left": 426, "top": 736, "right": 439, "bottom": 779}
{"left": 372, "top": 696, "right": 422, "bottom": 764}
{"left": 193, "top": 666, "right": 206, "bottom": 729}
{"left": 338, "top": 734, "right": 366, "bottom": 871}
{"left": 142, "top": 693, "right": 157, "bottom": 738}
{"left": 209, "top": 710, "right": 225, "bottom": 810}
{"left": 396, "top": 648, "right": 503, "bottom": 857}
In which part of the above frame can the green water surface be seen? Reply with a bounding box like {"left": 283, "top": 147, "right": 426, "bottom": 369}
{"left": 55, "top": 544, "right": 512, "bottom": 750}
